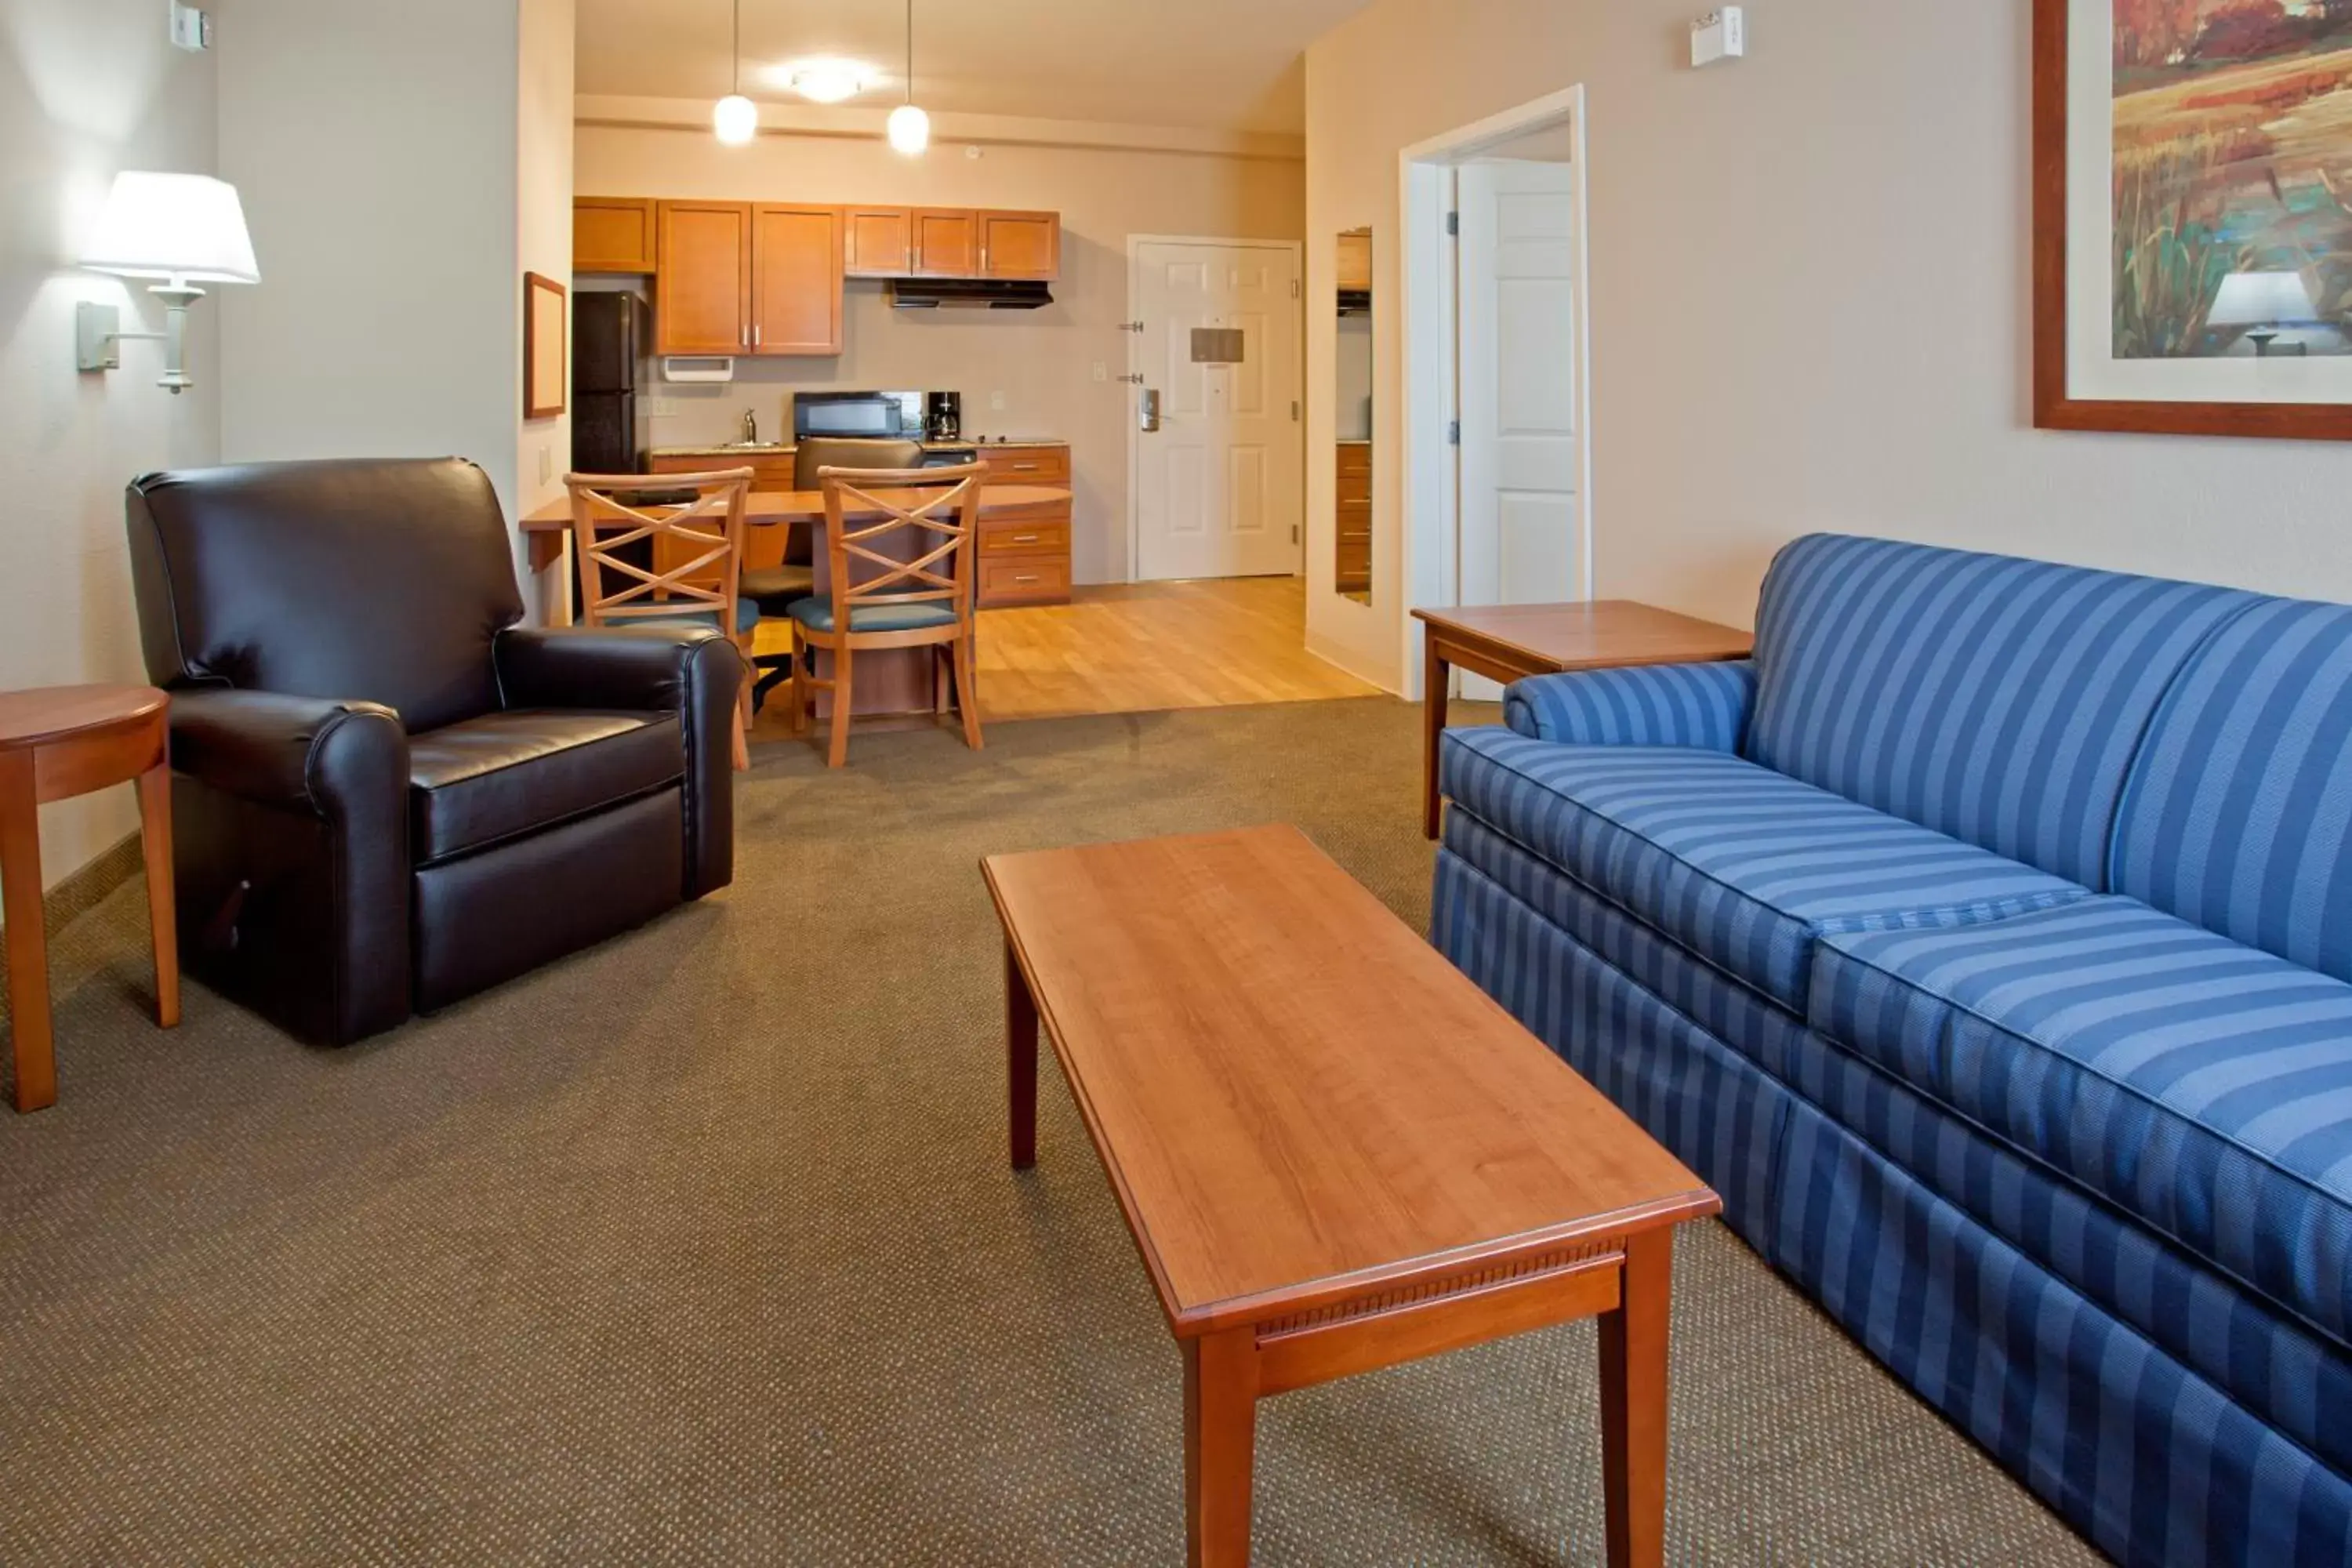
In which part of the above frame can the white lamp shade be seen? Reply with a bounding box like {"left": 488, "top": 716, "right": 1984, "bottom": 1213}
{"left": 81, "top": 171, "right": 259, "bottom": 284}
{"left": 713, "top": 93, "right": 759, "bottom": 145}
{"left": 887, "top": 102, "right": 931, "bottom": 155}
{"left": 2209, "top": 270, "right": 2319, "bottom": 328}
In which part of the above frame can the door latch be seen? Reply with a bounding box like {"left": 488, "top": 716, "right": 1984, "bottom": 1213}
{"left": 1139, "top": 388, "right": 1161, "bottom": 432}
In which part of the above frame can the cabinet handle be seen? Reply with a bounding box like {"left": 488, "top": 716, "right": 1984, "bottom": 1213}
{"left": 1011, "top": 462, "right": 1039, "bottom": 471}
{"left": 1014, "top": 575, "right": 1038, "bottom": 583}
{"left": 1011, "top": 533, "right": 1040, "bottom": 543}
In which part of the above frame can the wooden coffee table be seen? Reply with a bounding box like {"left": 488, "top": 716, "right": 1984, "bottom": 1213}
{"left": 1414, "top": 601, "right": 1754, "bottom": 839}
{"left": 983, "top": 826, "right": 1720, "bottom": 1566}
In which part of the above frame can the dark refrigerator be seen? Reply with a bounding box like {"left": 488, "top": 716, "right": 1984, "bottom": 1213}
{"left": 568, "top": 293, "right": 650, "bottom": 619}
{"left": 572, "top": 292, "right": 646, "bottom": 473}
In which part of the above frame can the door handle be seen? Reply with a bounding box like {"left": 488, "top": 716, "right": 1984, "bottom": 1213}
{"left": 1139, "top": 388, "right": 1161, "bottom": 433}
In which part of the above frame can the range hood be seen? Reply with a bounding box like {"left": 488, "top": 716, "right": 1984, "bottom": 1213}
{"left": 890, "top": 278, "right": 1054, "bottom": 310}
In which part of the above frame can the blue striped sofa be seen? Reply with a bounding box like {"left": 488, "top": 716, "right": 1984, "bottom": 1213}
{"left": 1430, "top": 534, "right": 2352, "bottom": 1567}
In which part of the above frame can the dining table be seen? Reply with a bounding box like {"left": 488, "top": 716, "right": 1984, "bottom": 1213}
{"left": 518, "top": 483, "right": 1074, "bottom": 720}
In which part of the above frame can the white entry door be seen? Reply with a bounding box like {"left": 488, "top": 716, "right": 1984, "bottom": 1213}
{"left": 1133, "top": 240, "right": 1303, "bottom": 581}
{"left": 1457, "top": 158, "right": 1585, "bottom": 695}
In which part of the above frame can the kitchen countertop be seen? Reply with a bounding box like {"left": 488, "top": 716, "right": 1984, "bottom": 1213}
{"left": 646, "top": 437, "right": 1068, "bottom": 458}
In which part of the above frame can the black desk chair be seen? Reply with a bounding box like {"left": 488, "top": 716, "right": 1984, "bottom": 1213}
{"left": 746, "top": 437, "right": 924, "bottom": 712}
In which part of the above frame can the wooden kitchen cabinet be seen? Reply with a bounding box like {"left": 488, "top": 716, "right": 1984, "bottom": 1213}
{"left": 751, "top": 205, "right": 844, "bottom": 354}
{"left": 843, "top": 206, "right": 914, "bottom": 277}
{"left": 655, "top": 201, "right": 753, "bottom": 355}
{"left": 1335, "top": 441, "right": 1372, "bottom": 595}
{"left": 973, "top": 446, "right": 1073, "bottom": 606}
{"left": 575, "top": 197, "right": 659, "bottom": 274}
{"left": 655, "top": 201, "right": 843, "bottom": 357}
{"left": 910, "top": 209, "right": 980, "bottom": 277}
{"left": 1337, "top": 231, "right": 1373, "bottom": 293}
{"left": 978, "top": 210, "right": 1060, "bottom": 281}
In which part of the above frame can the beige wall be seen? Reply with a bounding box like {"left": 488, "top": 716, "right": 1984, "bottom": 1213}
{"left": 1306, "top": 0, "right": 2352, "bottom": 691}
{"left": 517, "top": 0, "right": 575, "bottom": 547}
{"left": 575, "top": 121, "right": 1304, "bottom": 584}
{"left": 0, "top": 0, "right": 220, "bottom": 885}
{"left": 220, "top": 0, "right": 561, "bottom": 609}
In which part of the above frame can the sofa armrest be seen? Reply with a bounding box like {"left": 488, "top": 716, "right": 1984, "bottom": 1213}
{"left": 492, "top": 623, "right": 735, "bottom": 713}
{"left": 1503, "top": 659, "right": 1755, "bottom": 750}
{"left": 169, "top": 688, "right": 408, "bottom": 813}
{"left": 492, "top": 625, "right": 743, "bottom": 901}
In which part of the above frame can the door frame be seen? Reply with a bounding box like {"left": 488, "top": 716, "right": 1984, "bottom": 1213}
{"left": 1397, "top": 84, "right": 1592, "bottom": 698}
{"left": 1124, "top": 234, "right": 1307, "bottom": 584}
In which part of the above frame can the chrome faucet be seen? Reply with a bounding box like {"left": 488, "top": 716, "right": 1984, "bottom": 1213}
{"left": 740, "top": 408, "right": 759, "bottom": 445}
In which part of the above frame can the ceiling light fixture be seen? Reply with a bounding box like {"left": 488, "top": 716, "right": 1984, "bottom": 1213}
{"left": 787, "top": 58, "right": 871, "bottom": 104}
{"left": 713, "top": 0, "right": 757, "bottom": 144}
{"left": 887, "top": 0, "right": 929, "bottom": 155}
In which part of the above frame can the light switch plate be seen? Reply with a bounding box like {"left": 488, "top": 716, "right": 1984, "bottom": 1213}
{"left": 989, "top": 390, "right": 1007, "bottom": 411}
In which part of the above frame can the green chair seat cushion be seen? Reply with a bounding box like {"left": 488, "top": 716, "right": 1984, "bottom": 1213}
{"left": 639, "top": 597, "right": 762, "bottom": 637}
{"left": 742, "top": 564, "right": 817, "bottom": 615}
{"left": 786, "top": 598, "right": 960, "bottom": 635}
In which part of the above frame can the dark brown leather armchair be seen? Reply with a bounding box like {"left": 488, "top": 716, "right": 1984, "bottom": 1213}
{"left": 125, "top": 458, "right": 744, "bottom": 1047}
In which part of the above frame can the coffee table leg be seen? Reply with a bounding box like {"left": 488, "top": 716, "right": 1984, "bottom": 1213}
{"left": 0, "top": 751, "right": 55, "bottom": 1112}
{"left": 1184, "top": 1327, "right": 1258, "bottom": 1567}
{"left": 1006, "top": 938, "right": 1037, "bottom": 1171}
{"left": 1599, "top": 1229, "right": 1674, "bottom": 1568}
{"left": 1422, "top": 635, "right": 1450, "bottom": 840}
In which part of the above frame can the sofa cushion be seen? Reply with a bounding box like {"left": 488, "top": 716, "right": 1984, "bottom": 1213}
{"left": 1439, "top": 728, "right": 2090, "bottom": 1012}
{"left": 1811, "top": 895, "right": 2352, "bottom": 1350}
{"left": 2113, "top": 597, "right": 2352, "bottom": 984}
{"left": 408, "top": 710, "right": 683, "bottom": 864}
{"left": 1747, "top": 534, "right": 2257, "bottom": 887}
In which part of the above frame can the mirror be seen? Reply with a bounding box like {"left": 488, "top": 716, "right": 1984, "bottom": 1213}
{"left": 1334, "top": 228, "right": 1374, "bottom": 604}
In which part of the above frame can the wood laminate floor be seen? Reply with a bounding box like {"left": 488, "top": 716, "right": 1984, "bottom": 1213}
{"left": 971, "top": 576, "right": 1381, "bottom": 722}
{"left": 748, "top": 576, "right": 1380, "bottom": 737}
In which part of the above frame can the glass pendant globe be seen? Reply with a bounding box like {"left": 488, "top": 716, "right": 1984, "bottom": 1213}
{"left": 887, "top": 102, "right": 931, "bottom": 155}
{"left": 713, "top": 93, "right": 759, "bottom": 145}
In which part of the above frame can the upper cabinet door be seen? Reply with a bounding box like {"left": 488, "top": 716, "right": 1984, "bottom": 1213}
{"left": 575, "top": 197, "right": 659, "bottom": 274}
{"left": 655, "top": 201, "right": 753, "bottom": 355}
{"left": 978, "top": 211, "right": 1060, "bottom": 281}
{"left": 1336, "top": 231, "right": 1373, "bottom": 293}
{"left": 910, "top": 209, "right": 980, "bottom": 278}
{"left": 843, "top": 206, "right": 913, "bottom": 278}
{"left": 751, "top": 205, "right": 844, "bottom": 355}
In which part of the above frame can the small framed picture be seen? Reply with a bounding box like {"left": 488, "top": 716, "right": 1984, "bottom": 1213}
{"left": 2034, "top": 0, "right": 2352, "bottom": 440}
{"left": 524, "top": 270, "right": 567, "bottom": 421}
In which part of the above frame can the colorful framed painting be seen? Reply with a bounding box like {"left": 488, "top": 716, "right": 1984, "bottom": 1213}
{"left": 2034, "top": 0, "right": 2352, "bottom": 439}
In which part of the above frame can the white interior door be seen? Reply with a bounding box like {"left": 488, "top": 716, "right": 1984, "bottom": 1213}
{"left": 1457, "top": 158, "right": 1584, "bottom": 696}
{"left": 1134, "top": 241, "right": 1302, "bottom": 581}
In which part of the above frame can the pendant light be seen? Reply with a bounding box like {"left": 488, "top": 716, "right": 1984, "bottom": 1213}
{"left": 887, "top": 0, "right": 930, "bottom": 155}
{"left": 713, "top": 0, "right": 757, "bottom": 145}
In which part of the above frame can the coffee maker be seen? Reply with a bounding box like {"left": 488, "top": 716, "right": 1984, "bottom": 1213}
{"left": 924, "top": 390, "right": 963, "bottom": 442}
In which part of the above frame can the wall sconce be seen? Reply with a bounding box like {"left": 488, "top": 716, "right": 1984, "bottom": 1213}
{"left": 75, "top": 171, "right": 259, "bottom": 394}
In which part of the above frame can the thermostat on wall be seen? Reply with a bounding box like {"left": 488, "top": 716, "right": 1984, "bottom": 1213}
{"left": 1692, "top": 7, "right": 1745, "bottom": 67}
{"left": 169, "top": 1, "right": 213, "bottom": 52}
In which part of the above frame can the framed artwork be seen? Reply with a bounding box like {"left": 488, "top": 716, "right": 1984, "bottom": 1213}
{"left": 524, "top": 270, "right": 567, "bottom": 420}
{"left": 2034, "top": 0, "right": 2352, "bottom": 439}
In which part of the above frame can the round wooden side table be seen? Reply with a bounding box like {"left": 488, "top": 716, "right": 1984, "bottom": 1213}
{"left": 0, "top": 684, "right": 178, "bottom": 1112}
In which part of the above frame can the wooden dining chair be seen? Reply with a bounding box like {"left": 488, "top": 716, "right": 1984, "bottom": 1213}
{"left": 791, "top": 461, "right": 988, "bottom": 768}
{"left": 745, "top": 437, "right": 925, "bottom": 716}
{"left": 565, "top": 469, "right": 757, "bottom": 768}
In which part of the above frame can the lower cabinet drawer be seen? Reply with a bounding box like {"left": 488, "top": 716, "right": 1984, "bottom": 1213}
{"left": 981, "top": 445, "right": 1071, "bottom": 485}
{"left": 980, "top": 518, "right": 1072, "bottom": 556}
{"left": 979, "top": 555, "right": 1072, "bottom": 605}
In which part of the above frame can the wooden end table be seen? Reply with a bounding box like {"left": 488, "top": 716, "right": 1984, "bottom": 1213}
{"left": 984, "top": 826, "right": 1720, "bottom": 1566}
{"left": 0, "top": 684, "right": 178, "bottom": 1112}
{"left": 1414, "top": 601, "right": 1755, "bottom": 839}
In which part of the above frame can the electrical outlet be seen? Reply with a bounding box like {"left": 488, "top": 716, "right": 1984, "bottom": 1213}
{"left": 537, "top": 445, "right": 553, "bottom": 485}
{"left": 989, "top": 390, "right": 1007, "bottom": 412}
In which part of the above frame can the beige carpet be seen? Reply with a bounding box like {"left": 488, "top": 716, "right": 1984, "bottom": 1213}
{"left": 0, "top": 699, "right": 2101, "bottom": 1566}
